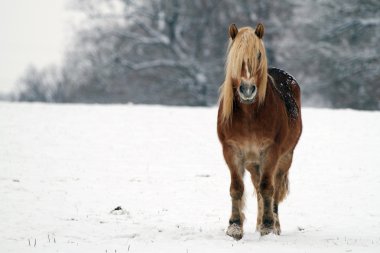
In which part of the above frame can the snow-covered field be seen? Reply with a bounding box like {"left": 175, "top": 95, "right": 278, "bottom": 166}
{"left": 1, "top": 102, "right": 380, "bottom": 252}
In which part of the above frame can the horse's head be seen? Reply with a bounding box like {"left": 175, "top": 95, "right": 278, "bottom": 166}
{"left": 219, "top": 23, "right": 268, "bottom": 122}
{"left": 228, "top": 23, "right": 268, "bottom": 104}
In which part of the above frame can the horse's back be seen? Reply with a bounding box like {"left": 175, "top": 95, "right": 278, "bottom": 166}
{"left": 268, "top": 67, "right": 301, "bottom": 97}
{"left": 268, "top": 67, "right": 301, "bottom": 120}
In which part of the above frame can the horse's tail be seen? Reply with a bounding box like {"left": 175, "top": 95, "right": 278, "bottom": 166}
{"left": 275, "top": 152, "right": 293, "bottom": 202}
{"left": 276, "top": 171, "right": 289, "bottom": 203}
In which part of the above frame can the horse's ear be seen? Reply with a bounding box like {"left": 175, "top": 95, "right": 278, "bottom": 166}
{"left": 229, "top": 24, "right": 238, "bottom": 40}
{"left": 255, "top": 23, "right": 264, "bottom": 39}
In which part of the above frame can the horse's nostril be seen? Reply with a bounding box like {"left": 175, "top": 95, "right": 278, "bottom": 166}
{"left": 239, "top": 85, "right": 245, "bottom": 94}
{"left": 252, "top": 85, "right": 256, "bottom": 93}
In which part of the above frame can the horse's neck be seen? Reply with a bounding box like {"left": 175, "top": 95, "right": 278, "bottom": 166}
{"left": 234, "top": 100, "right": 257, "bottom": 120}
{"left": 239, "top": 102, "right": 255, "bottom": 113}
{"left": 233, "top": 79, "right": 274, "bottom": 121}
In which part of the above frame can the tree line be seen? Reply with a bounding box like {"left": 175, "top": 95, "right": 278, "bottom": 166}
{"left": 16, "top": 0, "right": 380, "bottom": 110}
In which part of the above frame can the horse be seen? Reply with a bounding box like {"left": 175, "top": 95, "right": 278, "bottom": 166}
{"left": 217, "top": 23, "right": 302, "bottom": 240}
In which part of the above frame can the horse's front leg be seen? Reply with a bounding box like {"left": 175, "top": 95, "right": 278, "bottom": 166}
{"left": 259, "top": 148, "right": 280, "bottom": 236}
{"left": 223, "top": 145, "right": 245, "bottom": 240}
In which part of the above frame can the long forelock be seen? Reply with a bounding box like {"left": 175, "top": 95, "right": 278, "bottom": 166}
{"left": 219, "top": 27, "right": 268, "bottom": 123}
{"left": 227, "top": 29, "right": 266, "bottom": 80}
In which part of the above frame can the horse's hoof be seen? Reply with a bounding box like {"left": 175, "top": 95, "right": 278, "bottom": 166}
{"left": 260, "top": 225, "right": 274, "bottom": 236}
{"left": 273, "top": 226, "right": 281, "bottom": 235}
{"left": 260, "top": 228, "right": 273, "bottom": 236}
{"left": 273, "top": 221, "right": 281, "bottom": 235}
{"left": 226, "top": 223, "right": 243, "bottom": 240}
{"left": 273, "top": 214, "right": 281, "bottom": 235}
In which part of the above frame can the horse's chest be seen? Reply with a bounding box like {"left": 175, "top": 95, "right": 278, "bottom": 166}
{"left": 226, "top": 135, "right": 271, "bottom": 165}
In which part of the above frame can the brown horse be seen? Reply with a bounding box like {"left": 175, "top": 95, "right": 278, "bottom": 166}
{"left": 217, "top": 23, "right": 302, "bottom": 240}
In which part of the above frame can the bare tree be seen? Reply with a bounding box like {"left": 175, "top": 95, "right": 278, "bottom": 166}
{"left": 17, "top": 65, "right": 62, "bottom": 102}
{"left": 280, "top": 0, "right": 380, "bottom": 109}
{"left": 62, "top": 0, "right": 288, "bottom": 105}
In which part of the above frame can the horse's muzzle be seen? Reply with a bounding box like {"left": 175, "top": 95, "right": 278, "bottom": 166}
{"left": 238, "top": 83, "right": 257, "bottom": 103}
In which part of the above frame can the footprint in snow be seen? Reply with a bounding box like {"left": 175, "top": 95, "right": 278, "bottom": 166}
{"left": 110, "top": 206, "right": 129, "bottom": 215}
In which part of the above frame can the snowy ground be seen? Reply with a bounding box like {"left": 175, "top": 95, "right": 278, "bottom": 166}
{"left": 1, "top": 102, "right": 380, "bottom": 252}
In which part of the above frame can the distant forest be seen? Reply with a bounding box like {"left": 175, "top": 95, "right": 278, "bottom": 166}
{"left": 15, "top": 0, "right": 380, "bottom": 110}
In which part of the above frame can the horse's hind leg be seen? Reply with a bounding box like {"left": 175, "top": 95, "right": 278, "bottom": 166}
{"left": 223, "top": 146, "right": 245, "bottom": 240}
{"left": 273, "top": 152, "right": 293, "bottom": 235}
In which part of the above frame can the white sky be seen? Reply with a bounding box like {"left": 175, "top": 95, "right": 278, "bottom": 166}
{"left": 0, "top": 0, "right": 74, "bottom": 93}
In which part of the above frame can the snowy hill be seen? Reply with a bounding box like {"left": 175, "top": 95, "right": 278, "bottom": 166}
{"left": 1, "top": 102, "right": 380, "bottom": 252}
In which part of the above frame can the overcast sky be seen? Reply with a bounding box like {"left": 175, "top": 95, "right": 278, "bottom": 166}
{"left": 0, "top": 0, "right": 74, "bottom": 93}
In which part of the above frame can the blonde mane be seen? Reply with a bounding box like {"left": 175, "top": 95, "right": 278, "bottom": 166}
{"left": 219, "top": 26, "right": 268, "bottom": 123}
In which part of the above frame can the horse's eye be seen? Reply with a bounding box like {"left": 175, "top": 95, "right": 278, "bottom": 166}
{"left": 257, "top": 51, "right": 261, "bottom": 61}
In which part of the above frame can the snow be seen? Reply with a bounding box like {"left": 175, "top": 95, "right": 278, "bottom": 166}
{"left": 1, "top": 102, "right": 380, "bottom": 252}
